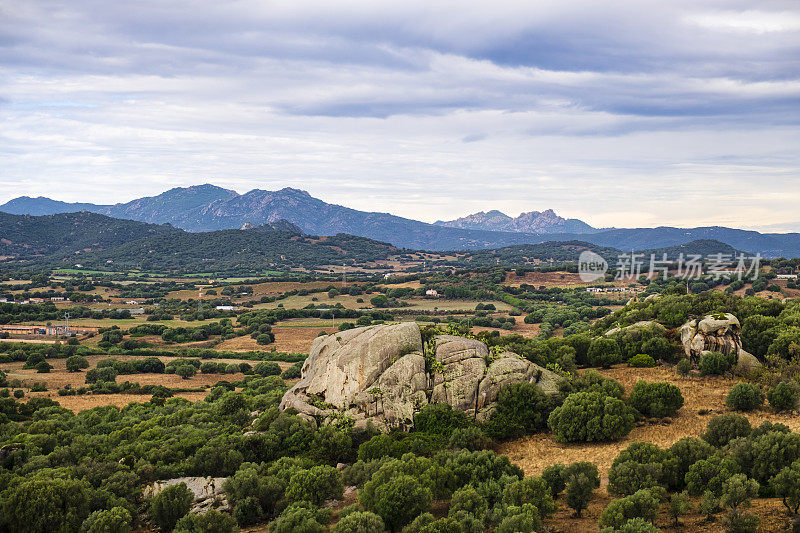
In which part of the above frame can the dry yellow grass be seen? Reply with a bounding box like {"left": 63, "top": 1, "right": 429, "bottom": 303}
{"left": 499, "top": 365, "right": 800, "bottom": 481}
{"left": 6, "top": 353, "right": 295, "bottom": 413}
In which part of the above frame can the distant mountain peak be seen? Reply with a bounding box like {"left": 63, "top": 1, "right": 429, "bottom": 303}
{"left": 435, "top": 208, "right": 596, "bottom": 234}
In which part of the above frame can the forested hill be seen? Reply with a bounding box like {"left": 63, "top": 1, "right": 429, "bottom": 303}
{"left": 456, "top": 239, "right": 742, "bottom": 266}
{"left": 0, "top": 211, "right": 180, "bottom": 257}
{"left": 0, "top": 211, "right": 399, "bottom": 272}
{"left": 73, "top": 230, "right": 398, "bottom": 272}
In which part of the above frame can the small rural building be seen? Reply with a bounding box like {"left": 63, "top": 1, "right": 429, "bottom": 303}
{"left": 425, "top": 289, "right": 439, "bottom": 297}
{"left": 50, "top": 296, "right": 65, "bottom": 301}
{"left": 776, "top": 274, "right": 798, "bottom": 280}
{"left": 0, "top": 325, "right": 46, "bottom": 335}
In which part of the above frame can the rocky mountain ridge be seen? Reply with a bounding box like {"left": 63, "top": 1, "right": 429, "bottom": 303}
{"left": 435, "top": 208, "right": 597, "bottom": 234}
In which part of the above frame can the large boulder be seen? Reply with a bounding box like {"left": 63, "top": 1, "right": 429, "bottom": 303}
{"left": 143, "top": 477, "right": 229, "bottom": 514}
{"left": 604, "top": 321, "right": 665, "bottom": 337}
{"left": 431, "top": 336, "right": 488, "bottom": 416}
{"left": 679, "top": 313, "right": 760, "bottom": 373}
{"left": 280, "top": 323, "right": 564, "bottom": 431}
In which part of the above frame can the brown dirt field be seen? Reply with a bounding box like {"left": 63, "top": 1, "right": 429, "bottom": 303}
{"left": 470, "top": 321, "right": 541, "bottom": 338}
{"left": 253, "top": 293, "right": 369, "bottom": 310}
{"left": 505, "top": 270, "right": 591, "bottom": 288}
{"left": 546, "top": 491, "right": 791, "bottom": 533}
{"left": 503, "top": 270, "right": 647, "bottom": 293}
{"left": 215, "top": 322, "right": 338, "bottom": 353}
{"left": 271, "top": 325, "right": 338, "bottom": 353}
{"left": 27, "top": 391, "right": 210, "bottom": 412}
{"left": 3, "top": 353, "right": 293, "bottom": 397}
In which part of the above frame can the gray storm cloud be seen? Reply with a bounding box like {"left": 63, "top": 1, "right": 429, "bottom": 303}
{"left": 0, "top": 0, "right": 798, "bottom": 229}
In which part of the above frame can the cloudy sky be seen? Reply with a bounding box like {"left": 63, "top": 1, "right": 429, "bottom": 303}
{"left": 1, "top": 0, "right": 799, "bottom": 230}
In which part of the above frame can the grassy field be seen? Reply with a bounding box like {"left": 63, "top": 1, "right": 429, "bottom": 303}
{"left": 7, "top": 353, "right": 295, "bottom": 412}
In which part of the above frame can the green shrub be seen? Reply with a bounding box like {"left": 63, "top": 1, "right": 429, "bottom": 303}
{"left": 501, "top": 476, "right": 556, "bottom": 519}
{"left": 254, "top": 361, "right": 282, "bottom": 377}
{"left": 607, "top": 460, "right": 662, "bottom": 497}
{"left": 668, "top": 491, "right": 691, "bottom": 527}
{"left": 641, "top": 336, "right": 674, "bottom": 360}
{"left": 281, "top": 361, "right": 303, "bottom": 379}
{"left": 66, "top": 355, "right": 89, "bottom": 372}
{"left": 703, "top": 414, "right": 752, "bottom": 447}
{"left": 269, "top": 503, "right": 327, "bottom": 533}
{"left": 413, "top": 403, "right": 470, "bottom": 437}
{"left": 173, "top": 510, "right": 238, "bottom": 533}
{"left": 562, "top": 369, "right": 625, "bottom": 398}
{"left": 331, "top": 511, "right": 384, "bottom": 533}
{"left": 449, "top": 485, "right": 488, "bottom": 520}
{"left": 607, "top": 443, "right": 666, "bottom": 496}
{"left": 699, "top": 351, "right": 735, "bottom": 376}
{"left": 86, "top": 366, "right": 118, "bottom": 384}
{"left": 81, "top": 507, "right": 132, "bottom": 533}
{"left": 685, "top": 454, "right": 740, "bottom": 496}
{"left": 628, "top": 354, "right": 656, "bottom": 368}
{"left": 589, "top": 338, "right": 623, "bottom": 368}
{"left": 598, "top": 488, "right": 663, "bottom": 530}
{"left": 3, "top": 478, "right": 91, "bottom": 533}
{"left": 448, "top": 426, "right": 491, "bottom": 451}
{"left": 485, "top": 382, "right": 556, "bottom": 440}
{"left": 496, "top": 504, "right": 542, "bottom": 533}
{"left": 767, "top": 381, "right": 800, "bottom": 411}
{"left": 771, "top": 460, "right": 800, "bottom": 515}
{"left": 367, "top": 474, "right": 432, "bottom": 532}
{"left": 548, "top": 392, "right": 635, "bottom": 442}
{"left": 234, "top": 497, "right": 263, "bottom": 526}
{"left": 175, "top": 364, "right": 197, "bottom": 379}
{"left": 676, "top": 358, "right": 692, "bottom": 376}
{"left": 286, "top": 465, "right": 343, "bottom": 505}
{"left": 149, "top": 483, "right": 193, "bottom": 532}
{"left": 599, "top": 517, "right": 660, "bottom": 533}
{"left": 628, "top": 381, "right": 684, "bottom": 418}
{"left": 564, "top": 462, "right": 601, "bottom": 518}
{"left": 662, "top": 437, "right": 714, "bottom": 491}
{"left": 700, "top": 490, "right": 721, "bottom": 519}
{"left": 726, "top": 383, "right": 764, "bottom": 412}
{"left": 722, "top": 510, "right": 759, "bottom": 533}
{"left": 541, "top": 464, "right": 566, "bottom": 498}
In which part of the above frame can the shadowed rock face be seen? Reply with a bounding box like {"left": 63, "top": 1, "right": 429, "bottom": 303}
{"left": 279, "top": 323, "right": 563, "bottom": 431}
{"left": 679, "top": 313, "right": 761, "bottom": 373}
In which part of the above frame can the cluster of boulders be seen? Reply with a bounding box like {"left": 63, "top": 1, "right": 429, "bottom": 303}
{"left": 143, "top": 477, "right": 229, "bottom": 514}
{"left": 279, "top": 323, "right": 562, "bottom": 431}
{"left": 679, "top": 313, "right": 760, "bottom": 372}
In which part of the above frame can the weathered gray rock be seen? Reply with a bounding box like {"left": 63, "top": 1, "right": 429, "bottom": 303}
{"left": 354, "top": 351, "right": 429, "bottom": 429}
{"left": 280, "top": 323, "right": 564, "bottom": 431}
{"left": 735, "top": 350, "right": 761, "bottom": 375}
{"left": 143, "top": 476, "right": 229, "bottom": 514}
{"left": 280, "top": 322, "right": 423, "bottom": 423}
{"left": 679, "top": 313, "right": 760, "bottom": 372}
{"left": 475, "top": 352, "right": 560, "bottom": 422}
{"left": 431, "top": 336, "right": 488, "bottom": 416}
{"left": 605, "top": 320, "right": 665, "bottom": 337}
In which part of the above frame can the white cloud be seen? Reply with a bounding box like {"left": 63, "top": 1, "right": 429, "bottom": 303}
{"left": 0, "top": 0, "right": 798, "bottom": 232}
